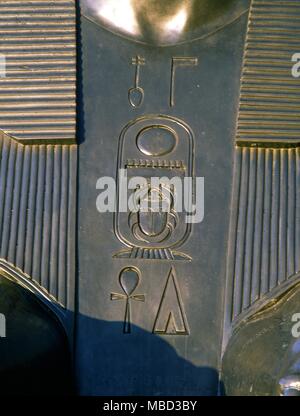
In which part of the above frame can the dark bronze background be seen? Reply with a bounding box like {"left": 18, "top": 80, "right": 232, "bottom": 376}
{"left": 77, "top": 0, "right": 248, "bottom": 395}
{"left": 0, "top": 0, "right": 299, "bottom": 396}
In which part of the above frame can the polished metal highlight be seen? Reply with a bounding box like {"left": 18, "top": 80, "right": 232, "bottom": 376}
{"left": 82, "top": 0, "right": 250, "bottom": 46}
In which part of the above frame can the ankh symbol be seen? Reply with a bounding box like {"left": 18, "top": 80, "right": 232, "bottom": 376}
{"left": 111, "top": 267, "right": 145, "bottom": 334}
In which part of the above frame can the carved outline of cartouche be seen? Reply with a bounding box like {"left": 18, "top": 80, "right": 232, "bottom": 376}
{"left": 114, "top": 114, "right": 195, "bottom": 254}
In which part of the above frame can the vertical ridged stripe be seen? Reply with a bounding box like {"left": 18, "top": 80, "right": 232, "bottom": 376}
{"left": 24, "top": 146, "right": 38, "bottom": 277}
{"left": 7, "top": 142, "right": 24, "bottom": 263}
{"left": 16, "top": 145, "right": 31, "bottom": 269}
{"left": 251, "top": 148, "right": 264, "bottom": 303}
{"left": 1, "top": 140, "right": 16, "bottom": 258}
{"left": 58, "top": 145, "right": 69, "bottom": 306}
{"left": 50, "top": 146, "right": 62, "bottom": 298}
{"left": 278, "top": 149, "right": 288, "bottom": 283}
{"left": 261, "top": 149, "right": 272, "bottom": 295}
{"left": 0, "top": 133, "right": 76, "bottom": 307}
{"left": 270, "top": 149, "right": 280, "bottom": 290}
{"left": 41, "top": 146, "right": 54, "bottom": 292}
{"left": 233, "top": 149, "right": 250, "bottom": 319}
{"left": 32, "top": 145, "right": 47, "bottom": 284}
{"left": 243, "top": 148, "right": 257, "bottom": 309}
{"left": 287, "top": 149, "right": 296, "bottom": 277}
{"left": 296, "top": 148, "right": 300, "bottom": 273}
{"left": 229, "top": 147, "right": 300, "bottom": 321}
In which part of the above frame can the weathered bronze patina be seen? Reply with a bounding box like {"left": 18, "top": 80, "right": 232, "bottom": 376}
{"left": 0, "top": 0, "right": 299, "bottom": 396}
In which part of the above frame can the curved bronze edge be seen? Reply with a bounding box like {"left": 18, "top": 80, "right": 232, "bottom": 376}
{"left": 0, "top": 129, "right": 76, "bottom": 146}
{"left": 277, "top": 375, "right": 300, "bottom": 396}
{"left": 81, "top": 4, "right": 250, "bottom": 48}
{"left": 0, "top": 259, "right": 71, "bottom": 335}
{"left": 231, "top": 272, "right": 300, "bottom": 334}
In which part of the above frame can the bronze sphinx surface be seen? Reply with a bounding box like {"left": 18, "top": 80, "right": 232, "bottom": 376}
{"left": 0, "top": 0, "right": 299, "bottom": 396}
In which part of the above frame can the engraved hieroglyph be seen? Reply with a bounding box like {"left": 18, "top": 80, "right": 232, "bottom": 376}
{"left": 128, "top": 55, "right": 145, "bottom": 108}
{"left": 170, "top": 57, "right": 198, "bottom": 107}
{"left": 153, "top": 267, "right": 189, "bottom": 336}
{"left": 110, "top": 266, "right": 189, "bottom": 336}
{"left": 111, "top": 267, "right": 145, "bottom": 334}
{"left": 79, "top": 0, "right": 250, "bottom": 395}
{"left": 114, "top": 115, "right": 194, "bottom": 260}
